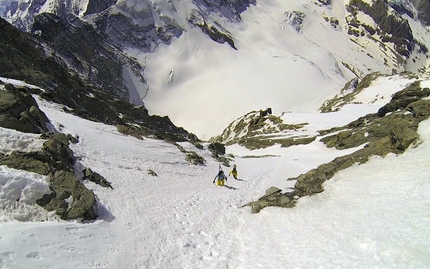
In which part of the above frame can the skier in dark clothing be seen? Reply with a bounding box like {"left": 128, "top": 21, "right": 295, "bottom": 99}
{"left": 213, "top": 170, "right": 227, "bottom": 186}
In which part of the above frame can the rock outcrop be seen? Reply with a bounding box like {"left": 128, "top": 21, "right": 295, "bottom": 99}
{"left": 37, "top": 170, "right": 97, "bottom": 220}
{"left": 245, "top": 79, "right": 430, "bottom": 212}
{"left": 0, "top": 83, "right": 112, "bottom": 220}
{"left": 296, "top": 82, "right": 430, "bottom": 196}
{"left": 244, "top": 187, "right": 296, "bottom": 213}
{"left": 0, "top": 83, "right": 49, "bottom": 133}
{"left": 211, "top": 108, "right": 314, "bottom": 150}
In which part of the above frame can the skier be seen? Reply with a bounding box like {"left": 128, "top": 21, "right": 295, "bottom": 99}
{"left": 229, "top": 164, "right": 238, "bottom": 179}
{"left": 213, "top": 170, "right": 227, "bottom": 186}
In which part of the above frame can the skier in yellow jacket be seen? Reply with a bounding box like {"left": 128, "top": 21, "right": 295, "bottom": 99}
{"left": 229, "top": 164, "right": 238, "bottom": 179}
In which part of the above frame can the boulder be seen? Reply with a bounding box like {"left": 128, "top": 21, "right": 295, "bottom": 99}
{"left": 244, "top": 187, "right": 295, "bottom": 213}
{"left": 209, "top": 142, "right": 226, "bottom": 155}
{"left": 83, "top": 168, "right": 113, "bottom": 189}
{"left": 378, "top": 81, "right": 430, "bottom": 116}
{"left": 259, "top": 108, "right": 272, "bottom": 117}
{"left": 185, "top": 151, "right": 206, "bottom": 165}
{"left": 0, "top": 131, "right": 108, "bottom": 220}
{"left": 0, "top": 84, "right": 49, "bottom": 133}
{"left": 42, "top": 133, "right": 76, "bottom": 172}
{"left": 0, "top": 151, "right": 51, "bottom": 175}
{"left": 38, "top": 170, "right": 97, "bottom": 220}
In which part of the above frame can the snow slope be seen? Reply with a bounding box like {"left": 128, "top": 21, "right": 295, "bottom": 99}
{"left": 0, "top": 77, "right": 429, "bottom": 268}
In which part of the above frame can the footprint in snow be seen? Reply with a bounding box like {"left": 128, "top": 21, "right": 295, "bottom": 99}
{"left": 40, "top": 241, "right": 63, "bottom": 249}
{"left": 88, "top": 260, "right": 111, "bottom": 268}
{"left": 1, "top": 251, "right": 15, "bottom": 258}
{"left": 59, "top": 245, "right": 77, "bottom": 253}
{"left": 79, "top": 234, "right": 96, "bottom": 240}
{"left": 25, "top": 251, "right": 46, "bottom": 260}
{"left": 108, "top": 245, "right": 124, "bottom": 253}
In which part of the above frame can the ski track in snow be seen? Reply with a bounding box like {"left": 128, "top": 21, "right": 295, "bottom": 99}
{"left": 0, "top": 97, "right": 271, "bottom": 269}
{"left": 0, "top": 96, "right": 412, "bottom": 268}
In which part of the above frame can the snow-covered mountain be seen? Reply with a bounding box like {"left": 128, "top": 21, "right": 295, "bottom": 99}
{"left": 1, "top": 1, "right": 430, "bottom": 267}
{"left": 2, "top": 0, "right": 430, "bottom": 139}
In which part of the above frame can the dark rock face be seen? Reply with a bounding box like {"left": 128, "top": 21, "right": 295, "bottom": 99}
{"left": 190, "top": 16, "right": 236, "bottom": 49}
{"left": 2, "top": 0, "right": 118, "bottom": 31}
{"left": 94, "top": 12, "right": 182, "bottom": 51}
{"left": 0, "top": 151, "right": 51, "bottom": 175}
{"left": 203, "top": 0, "right": 256, "bottom": 16}
{"left": 318, "top": 0, "right": 332, "bottom": 5}
{"left": 83, "top": 168, "right": 113, "bottom": 189}
{"left": 174, "top": 142, "right": 207, "bottom": 165}
{"left": 283, "top": 10, "right": 306, "bottom": 33}
{"left": 389, "top": 3, "right": 415, "bottom": 18}
{"left": 410, "top": 0, "right": 430, "bottom": 26}
{"left": 85, "top": 0, "right": 117, "bottom": 16}
{"left": 185, "top": 151, "right": 207, "bottom": 165}
{"left": 347, "top": 0, "right": 415, "bottom": 57}
{"left": 42, "top": 133, "right": 77, "bottom": 172}
{"left": 209, "top": 142, "right": 226, "bottom": 155}
{"left": 187, "top": 0, "right": 256, "bottom": 49}
{"left": 207, "top": 142, "right": 229, "bottom": 166}
{"left": 0, "top": 83, "right": 49, "bottom": 133}
{"left": 0, "top": 18, "right": 62, "bottom": 87}
{"left": 31, "top": 13, "right": 133, "bottom": 99}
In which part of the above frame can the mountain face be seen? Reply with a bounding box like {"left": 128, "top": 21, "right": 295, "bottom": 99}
{"left": 2, "top": 0, "right": 117, "bottom": 30}
{"left": 391, "top": 0, "right": 430, "bottom": 26}
{"left": 1, "top": 0, "right": 430, "bottom": 139}
{"left": 30, "top": 12, "right": 145, "bottom": 103}
{"left": 0, "top": 17, "right": 198, "bottom": 143}
{"left": 1, "top": 0, "right": 255, "bottom": 107}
